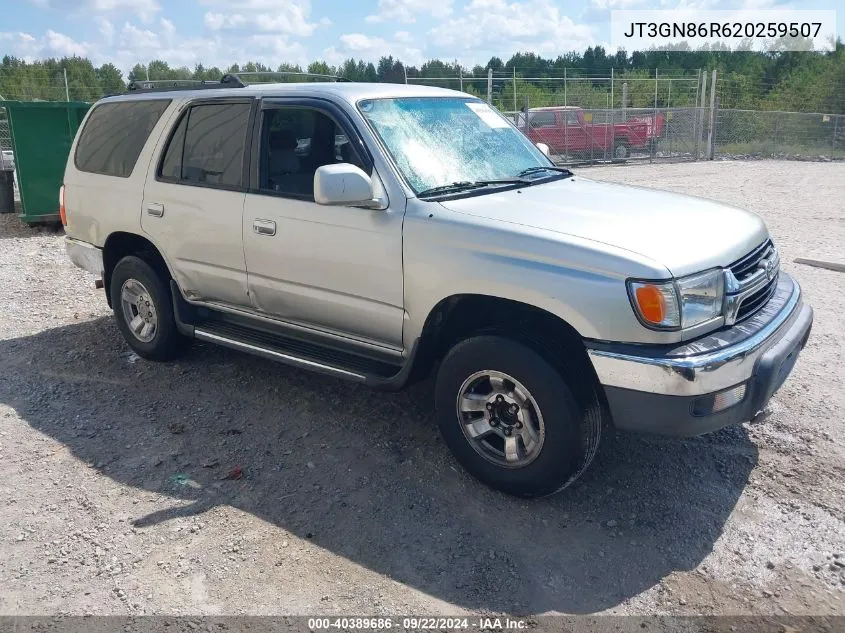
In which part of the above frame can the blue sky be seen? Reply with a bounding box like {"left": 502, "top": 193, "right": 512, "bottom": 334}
{"left": 0, "top": 0, "right": 841, "bottom": 73}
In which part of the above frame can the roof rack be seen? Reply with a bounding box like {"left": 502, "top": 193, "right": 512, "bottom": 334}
{"left": 127, "top": 75, "right": 246, "bottom": 92}
{"left": 125, "top": 70, "right": 351, "bottom": 93}
{"left": 231, "top": 71, "right": 351, "bottom": 83}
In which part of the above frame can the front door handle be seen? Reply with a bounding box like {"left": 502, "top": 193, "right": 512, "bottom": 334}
{"left": 253, "top": 219, "right": 276, "bottom": 236}
{"left": 146, "top": 202, "right": 164, "bottom": 217}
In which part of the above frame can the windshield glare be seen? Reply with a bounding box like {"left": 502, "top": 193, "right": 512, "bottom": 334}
{"left": 358, "top": 97, "right": 552, "bottom": 195}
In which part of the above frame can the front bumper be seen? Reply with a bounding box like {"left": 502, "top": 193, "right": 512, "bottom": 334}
{"left": 586, "top": 273, "right": 812, "bottom": 436}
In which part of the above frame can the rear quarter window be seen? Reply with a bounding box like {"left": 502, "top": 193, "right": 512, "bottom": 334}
{"left": 74, "top": 99, "right": 171, "bottom": 178}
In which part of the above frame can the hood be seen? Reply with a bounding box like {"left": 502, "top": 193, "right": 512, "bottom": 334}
{"left": 437, "top": 176, "right": 769, "bottom": 278}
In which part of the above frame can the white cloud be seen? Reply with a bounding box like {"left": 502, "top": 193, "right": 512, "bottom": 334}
{"left": 97, "top": 17, "right": 115, "bottom": 46}
{"left": 0, "top": 29, "right": 91, "bottom": 60}
{"left": 324, "top": 32, "right": 424, "bottom": 66}
{"left": 394, "top": 31, "right": 413, "bottom": 43}
{"left": 110, "top": 20, "right": 308, "bottom": 71}
{"left": 201, "top": 0, "right": 324, "bottom": 37}
{"left": 366, "top": 0, "right": 454, "bottom": 24}
{"left": 27, "top": 0, "right": 161, "bottom": 22}
{"left": 430, "top": 0, "right": 596, "bottom": 60}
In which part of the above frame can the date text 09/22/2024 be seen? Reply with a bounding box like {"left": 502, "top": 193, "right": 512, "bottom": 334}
{"left": 307, "top": 617, "right": 530, "bottom": 630}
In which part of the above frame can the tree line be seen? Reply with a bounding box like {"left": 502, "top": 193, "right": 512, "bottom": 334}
{"left": 1, "top": 41, "right": 843, "bottom": 113}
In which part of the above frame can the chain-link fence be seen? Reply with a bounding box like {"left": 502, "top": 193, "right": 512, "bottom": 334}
{"left": 0, "top": 111, "right": 11, "bottom": 152}
{"left": 0, "top": 70, "right": 843, "bottom": 165}
{"left": 503, "top": 106, "right": 712, "bottom": 165}
{"left": 410, "top": 69, "right": 845, "bottom": 165}
{"left": 713, "top": 109, "right": 844, "bottom": 161}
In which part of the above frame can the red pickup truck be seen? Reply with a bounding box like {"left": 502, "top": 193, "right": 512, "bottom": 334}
{"left": 515, "top": 106, "right": 664, "bottom": 158}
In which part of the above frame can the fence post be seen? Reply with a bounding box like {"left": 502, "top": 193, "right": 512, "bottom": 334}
{"left": 706, "top": 69, "right": 717, "bottom": 160}
{"left": 610, "top": 67, "right": 614, "bottom": 115}
{"left": 652, "top": 69, "right": 658, "bottom": 162}
{"left": 564, "top": 67, "right": 567, "bottom": 106}
{"left": 832, "top": 114, "right": 840, "bottom": 160}
{"left": 487, "top": 68, "right": 492, "bottom": 104}
{"left": 696, "top": 70, "right": 708, "bottom": 160}
{"left": 513, "top": 67, "right": 517, "bottom": 113}
{"left": 692, "top": 69, "right": 701, "bottom": 158}
{"left": 459, "top": 66, "right": 463, "bottom": 92}
{"left": 709, "top": 95, "right": 719, "bottom": 159}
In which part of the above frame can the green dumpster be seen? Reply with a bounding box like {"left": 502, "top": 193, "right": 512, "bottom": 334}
{"left": 0, "top": 101, "right": 90, "bottom": 224}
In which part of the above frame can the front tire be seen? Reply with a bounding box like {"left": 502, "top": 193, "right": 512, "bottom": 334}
{"left": 435, "top": 336, "right": 586, "bottom": 497}
{"left": 109, "top": 255, "right": 188, "bottom": 361}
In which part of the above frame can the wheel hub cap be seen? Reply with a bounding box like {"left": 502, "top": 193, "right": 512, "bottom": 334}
{"left": 120, "top": 278, "right": 158, "bottom": 343}
{"left": 456, "top": 370, "right": 545, "bottom": 469}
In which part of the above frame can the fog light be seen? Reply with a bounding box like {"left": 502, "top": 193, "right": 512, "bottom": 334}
{"left": 692, "top": 384, "right": 747, "bottom": 416}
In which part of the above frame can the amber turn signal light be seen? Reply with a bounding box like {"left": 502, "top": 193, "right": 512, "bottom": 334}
{"left": 634, "top": 284, "right": 666, "bottom": 324}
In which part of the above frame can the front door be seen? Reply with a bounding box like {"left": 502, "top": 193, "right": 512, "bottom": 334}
{"left": 141, "top": 99, "right": 253, "bottom": 307}
{"left": 242, "top": 101, "right": 404, "bottom": 347}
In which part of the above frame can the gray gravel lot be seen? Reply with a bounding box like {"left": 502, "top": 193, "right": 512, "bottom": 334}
{"left": 0, "top": 160, "right": 843, "bottom": 617}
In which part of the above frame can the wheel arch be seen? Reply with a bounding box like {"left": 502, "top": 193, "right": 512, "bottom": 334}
{"left": 409, "top": 293, "right": 600, "bottom": 391}
{"left": 102, "top": 232, "right": 173, "bottom": 307}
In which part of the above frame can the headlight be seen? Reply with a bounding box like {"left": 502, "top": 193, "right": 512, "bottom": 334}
{"left": 628, "top": 269, "right": 724, "bottom": 330}
{"left": 676, "top": 269, "right": 724, "bottom": 328}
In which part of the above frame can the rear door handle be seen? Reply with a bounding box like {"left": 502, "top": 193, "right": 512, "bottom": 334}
{"left": 146, "top": 202, "right": 164, "bottom": 217}
{"left": 253, "top": 219, "right": 276, "bottom": 236}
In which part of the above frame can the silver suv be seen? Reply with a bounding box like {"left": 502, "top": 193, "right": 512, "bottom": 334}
{"left": 63, "top": 76, "right": 813, "bottom": 497}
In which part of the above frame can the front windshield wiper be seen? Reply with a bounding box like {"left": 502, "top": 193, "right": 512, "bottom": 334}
{"left": 417, "top": 178, "right": 529, "bottom": 198}
{"left": 517, "top": 166, "right": 573, "bottom": 179}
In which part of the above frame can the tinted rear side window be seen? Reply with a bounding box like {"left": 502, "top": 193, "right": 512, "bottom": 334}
{"left": 159, "top": 113, "right": 188, "bottom": 181}
{"left": 75, "top": 100, "right": 170, "bottom": 177}
{"left": 181, "top": 103, "right": 251, "bottom": 188}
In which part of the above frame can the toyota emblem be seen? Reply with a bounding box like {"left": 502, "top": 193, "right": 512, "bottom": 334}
{"left": 760, "top": 258, "right": 775, "bottom": 281}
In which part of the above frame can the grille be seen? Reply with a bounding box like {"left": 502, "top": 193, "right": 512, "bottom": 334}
{"left": 730, "top": 239, "right": 773, "bottom": 280}
{"left": 729, "top": 239, "right": 779, "bottom": 321}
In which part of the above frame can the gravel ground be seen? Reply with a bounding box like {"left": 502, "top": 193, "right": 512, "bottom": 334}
{"left": 0, "top": 160, "right": 843, "bottom": 618}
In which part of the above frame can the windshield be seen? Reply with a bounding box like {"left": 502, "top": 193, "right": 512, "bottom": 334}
{"left": 357, "top": 97, "right": 554, "bottom": 195}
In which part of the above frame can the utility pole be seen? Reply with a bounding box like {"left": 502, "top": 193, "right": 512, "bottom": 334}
{"left": 63, "top": 68, "right": 69, "bottom": 101}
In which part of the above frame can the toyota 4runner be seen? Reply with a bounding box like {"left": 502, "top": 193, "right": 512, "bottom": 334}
{"left": 62, "top": 76, "right": 813, "bottom": 497}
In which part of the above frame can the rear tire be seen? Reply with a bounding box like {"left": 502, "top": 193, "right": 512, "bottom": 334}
{"left": 613, "top": 141, "right": 629, "bottom": 159}
{"left": 435, "top": 336, "right": 586, "bottom": 497}
{"left": 109, "top": 255, "right": 189, "bottom": 361}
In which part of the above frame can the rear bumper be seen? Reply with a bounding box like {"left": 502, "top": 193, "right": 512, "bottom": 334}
{"left": 586, "top": 273, "right": 812, "bottom": 436}
{"left": 65, "top": 237, "right": 104, "bottom": 277}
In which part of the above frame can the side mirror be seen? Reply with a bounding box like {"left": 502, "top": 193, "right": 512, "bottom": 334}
{"left": 535, "top": 142, "right": 550, "bottom": 157}
{"left": 314, "top": 163, "right": 380, "bottom": 208}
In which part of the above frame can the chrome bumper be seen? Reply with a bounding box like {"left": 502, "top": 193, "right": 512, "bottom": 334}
{"left": 65, "top": 237, "right": 104, "bottom": 277}
{"left": 587, "top": 275, "right": 807, "bottom": 397}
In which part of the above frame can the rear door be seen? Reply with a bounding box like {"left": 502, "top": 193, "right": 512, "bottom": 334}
{"left": 141, "top": 98, "right": 255, "bottom": 307}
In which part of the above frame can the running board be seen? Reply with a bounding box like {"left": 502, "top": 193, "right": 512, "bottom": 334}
{"left": 170, "top": 281, "right": 416, "bottom": 389}
{"left": 194, "top": 328, "right": 369, "bottom": 382}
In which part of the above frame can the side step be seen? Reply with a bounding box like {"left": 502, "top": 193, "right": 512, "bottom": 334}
{"left": 170, "top": 281, "right": 417, "bottom": 389}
